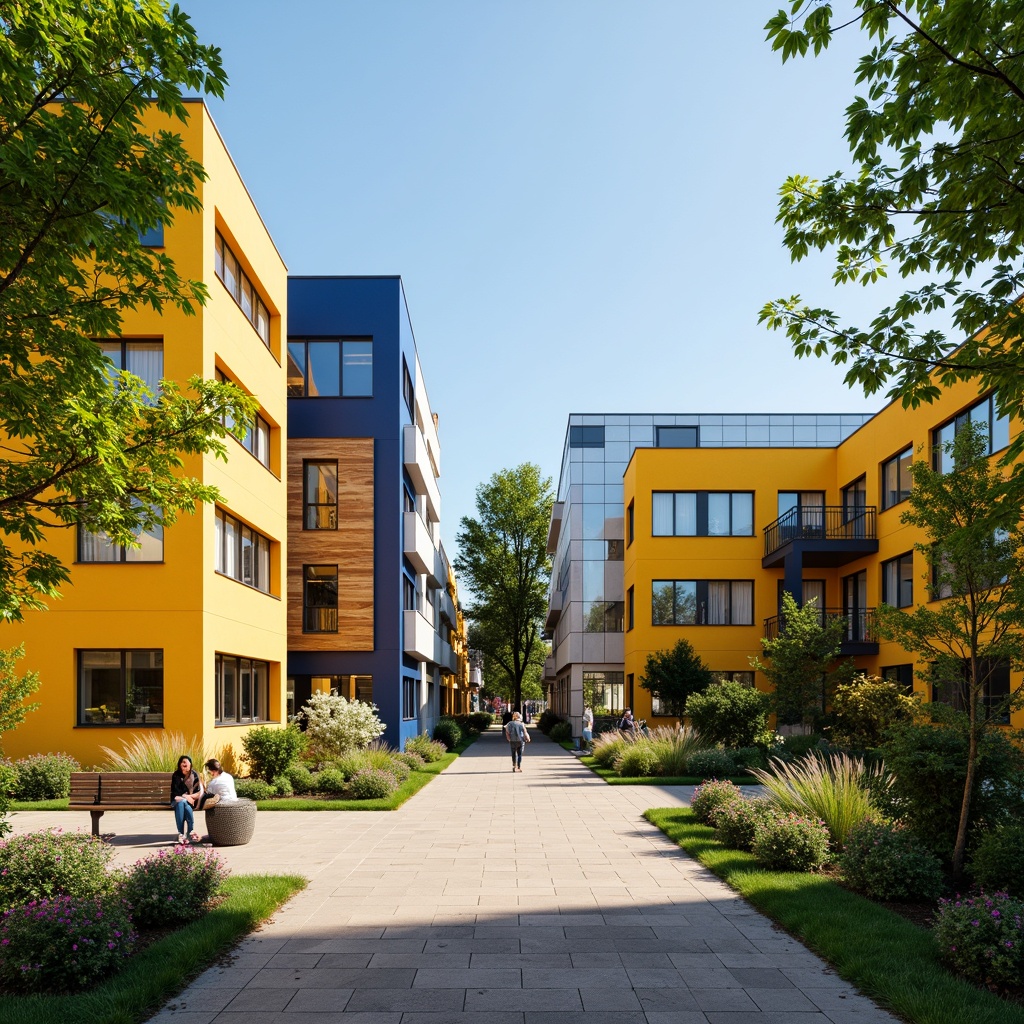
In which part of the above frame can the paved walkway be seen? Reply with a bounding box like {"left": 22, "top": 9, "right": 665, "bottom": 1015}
{"left": 11, "top": 728, "right": 898, "bottom": 1023}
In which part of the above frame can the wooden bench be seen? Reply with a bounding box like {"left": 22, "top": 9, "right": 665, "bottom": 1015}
{"left": 70, "top": 771, "right": 172, "bottom": 836}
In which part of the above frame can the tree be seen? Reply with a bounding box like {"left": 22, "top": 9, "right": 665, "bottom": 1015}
{"left": 479, "top": 637, "right": 545, "bottom": 706}
{"left": 760, "top": 1, "right": 1024, "bottom": 452}
{"left": 684, "top": 680, "right": 771, "bottom": 748}
{"left": 752, "top": 592, "right": 853, "bottom": 726}
{"left": 455, "top": 464, "right": 553, "bottom": 712}
{"left": 0, "top": 0, "right": 255, "bottom": 620}
{"left": 639, "top": 638, "right": 714, "bottom": 717}
{"left": 0, "top": 645, "right": 40, "bottom": 748}
{"left": 872, "top": 421, "right": 1024, "bottom": 876}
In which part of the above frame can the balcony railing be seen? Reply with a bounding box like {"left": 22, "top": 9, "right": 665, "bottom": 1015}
{"left": 763, "top": 506, "right": 877, "bottom": 558}
{"left": 763, "top": 607, "right": 877, "bottom": 644}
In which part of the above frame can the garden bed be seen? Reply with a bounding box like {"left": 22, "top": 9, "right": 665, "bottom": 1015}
{"left": 578, "top": 755, "right": 757, "bottom": 786}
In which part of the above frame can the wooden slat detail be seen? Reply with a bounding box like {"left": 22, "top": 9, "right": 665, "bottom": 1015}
{"left": 287, "top": 438, "right": 374, "bottom": 651}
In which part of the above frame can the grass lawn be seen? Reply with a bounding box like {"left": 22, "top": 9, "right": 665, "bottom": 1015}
{"left": 644, "top": 807, "right": 1023, "bottom": 1024}
{"left": 0, "top": 873, "right": 306, "bottom": 1024}
{"left": 579, "top": 755, "right": 756, "bottom": 787}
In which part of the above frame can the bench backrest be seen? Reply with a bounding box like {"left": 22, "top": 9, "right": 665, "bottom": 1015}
{"left": 70, "top": 771, "right": 170, "bottom": 805}
{"left": 70, "top": 772, "right": 101, "bottom": 805}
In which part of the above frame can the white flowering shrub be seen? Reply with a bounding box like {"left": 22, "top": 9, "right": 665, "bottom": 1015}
{"left": 299, "top": 691, "right": 385, "bottom": 763}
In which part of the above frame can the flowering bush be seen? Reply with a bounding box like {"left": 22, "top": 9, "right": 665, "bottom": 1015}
{"left": 10, "top": 753, "right": 80, "bottom": 801}
{"left": 690, "top": 779, "right": 742, "bottom": 826}
{"left": 349, "top": 768, "right": 398, "bottom": 799}
{"left": 752, "top": 811, "right": 831, "bottom": 872}
{"left": 120, "top": 846, "right": 228, "bottom": 928}
{"left": 0, "top": 894, "right": 135, "bottom": 992}
{"left": 839, "top": 820, "right": 944, "bottom": 902}
{"left": 615, "top": 744, "right": 661, "bottom": 777}
{"left": 715, "top": 798, "right": 775, "bottom": 852}
{"left": 405, "top": 734, "right": 447, "bottom": 763}
{"left": 299, "top": 691, "right": 386, "bottom": 764}
{"left": 395, "top": 751, "right": 426, "bottom": 770}
{"left": 933, "top": 891, "right": 1024, "bottom": 992}
{"left": 0, "top": 830, "right": 114, "bottom": 911}
{"left": 686, "top": 748, "right": 737, "bottom": 779}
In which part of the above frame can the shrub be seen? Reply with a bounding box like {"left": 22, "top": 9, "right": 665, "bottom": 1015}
{"left": 361, "top": 742, "right": 410, "bottom": 782}
{"left": 537, "top": 709, "right": 563, "bottom": 735}
{"left": 752, "top": 752, "right": 886, "bottom": 851}
{"left": 840, "top": 819, "right": 945, "bottom": 902}
{"left": 686, "top": 748, "right": 736, "bottom": 779}
{"left": 11, "top": 752, "right": 80, "bottom": 801}
{"left": 120, "top": 846, "right": 228, "bottom": 927}
{"left": 731, "top": 746, "right": 767, "bottom": 773}
{"left": 646, "top": 725, "right": 707, "bottom": 776}
{"left": 405, "top": 734, "right": 447, "bottom": 763}
{"left": 234, "top": 778, "right": 275, "bottom": 802}
{"left": 0, "top": 894, "right": 135, "bottom": 993}
{"left": 332, "top": 751, "right": 370, "bottom": 780}
{"left": 286, "top": 764, "right": 316, "bottom": 795}
{"left": 271, "top": 775, "right": 294, "bottom": 797}
{"left": 242, "top": 725, "right": 305, "bottom": 782}
{"left": 933, "top": 891, "right": 1024, "bottom": 993}
{"left": 590, "top": 731, "right": 632, "bottom": 768}
{"left": 715, "top": 798, "right": 775, "bottom": 852}
{"left": 315, "top": 768, "right": 347, "bottom": 795}
{"left": 690, "top": 779, "right": 742, "bottom": 826}
{"left": 549, "top": 721, "right": 573, "bottom": 743}
{"left": 752, "top": 811, "right": 831, "bottom": 872}
{"left": 433, "top": 718, "right": 463, "bottom": 750}
{"left": 99, "top": 731, "right": 212, "bottom": 772}
{"left": 781, "top": 733, "right": 823, "bottom": 760}
{"left": 614, "top": 744, "right": 661, "bottom": 777}
{"left": 394, "top": 751, "right": 426, "bottom": 770}
{"left": 349, "top": 768, "right": 398, "bottom": 799}
{"left": 467, "top": 712, "right": 494, "bottom": 731}
{"left": 880, "top": 722, "right": 1024, "bottom": 861}
{"left": 0, "top": 830, "right": 114, "bottom": 911}
{"left": 298, "top": 691, "right": 386, "bottom": 764}
{"left": 828, "top": 673, "right": 918, "bottom": 750}
{"left": 684, "top": 681, "right": 771, "bottom": 748}
{"left": 970, "top": 823, "right": 1024, "bottom": 896}
{"left": 0, "top": 763, "right": 15, "bottom": 838}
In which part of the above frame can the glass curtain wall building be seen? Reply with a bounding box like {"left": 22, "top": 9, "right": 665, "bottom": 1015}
{"left": 544, "top": 413, "right": 873, "bottom": 732}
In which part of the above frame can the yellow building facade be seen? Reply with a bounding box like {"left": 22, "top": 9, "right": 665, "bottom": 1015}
{"left": 622, "top": 381, "right": 1021, "bottom": 728}
{"left": 1, "top": 102, "right": 288, "bottom": 766}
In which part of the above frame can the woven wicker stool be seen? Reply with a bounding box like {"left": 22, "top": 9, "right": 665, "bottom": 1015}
{"left": 205, "top": 798, "right": 257, "bottom": 846}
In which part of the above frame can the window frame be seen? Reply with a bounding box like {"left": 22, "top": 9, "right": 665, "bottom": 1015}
{"left": 303, "top": 460, "right": 339, "bottom": 530}
{"left": 215, "top": 231, "right": 271, "bottom": 347}
{"left": 77, "top": 502, "right": 164, "bottom": 564}
{"left": 881, "top": 447, "right": 913, "bottom": 510}
{"left": 932, "top": 392, "right": 1010, "bottom": 472}
{"left": 652, "top": 491, "right": 754, "bottom": 537}
{"left": 214, "top": 652, "right": 271, "bottom": 725}
{"left": 303, "top": 564, "right": 339, "bottom": 633}
{"left": 402, "top": 677, "right": 418, "bottom": 721}
{"left": 285, "top": 337, "right": 374, "bottom": 398}
{"left": 215, "top": 508, "right": 273, "bottom": 594}
{"left": 651, "top": 579, "right": 755, "bottom": 626}
{"left": 78, "top": 649, "right": 163, "bottom": 727}
{"left": 882, "top": 551, "right": 915, "bottom": 609}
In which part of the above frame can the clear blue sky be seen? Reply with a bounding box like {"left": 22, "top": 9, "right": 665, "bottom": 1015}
{"left": 188, "top": 1, "right": 887, "bottom": 555}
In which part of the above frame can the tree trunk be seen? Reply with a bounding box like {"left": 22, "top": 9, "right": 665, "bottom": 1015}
{"left": 952, "top": 706, "right": 981, "bottom": 879}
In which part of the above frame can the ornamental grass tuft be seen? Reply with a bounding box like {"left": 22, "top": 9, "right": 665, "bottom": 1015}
{"left": 646, "top": 725, "right": 708, "bottom": 776}
{"left": 99, "top": 731, "right": 214, "bottom": 772}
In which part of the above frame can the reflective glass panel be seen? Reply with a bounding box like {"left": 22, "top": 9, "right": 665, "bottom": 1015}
{"left": 306, "top": 342, "right": 340, "bottom": 397}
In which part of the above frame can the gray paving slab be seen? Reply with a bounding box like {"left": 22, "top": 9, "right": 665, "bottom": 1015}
{"left": 9, "top": 728, "right": 900, "bottom": 1022}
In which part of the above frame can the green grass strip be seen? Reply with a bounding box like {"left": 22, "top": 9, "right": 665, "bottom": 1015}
{"left": 579, "top": 756, "right": 755, "bottom": 786}
{"left": 10, "top": 800, "right": 69, "bottom": 811}
{"left": 0, "top": 873, "right": 306, "bottom": 1024}
{"left": 644, "top": 807, "right": 1023, "bottom": 1024}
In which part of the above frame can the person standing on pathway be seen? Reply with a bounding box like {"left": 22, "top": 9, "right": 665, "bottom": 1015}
{"left": 503, "top": 710, "right": 530, "bottom": 772}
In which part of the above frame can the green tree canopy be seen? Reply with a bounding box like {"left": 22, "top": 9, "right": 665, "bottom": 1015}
{"left": 455, "top": 464, "right": 553, "bottom": 712}
{"left": 639, "top": 638, "right": 714, "bottom": 717}
{"left": 760, "top": 1, "right": 1024, "bottom": 452}
{"left": 873, "top": 421, "right": 1024, "bottom": 876}
{"left": 0, "top": 0, "right": 254, "bottom": 619}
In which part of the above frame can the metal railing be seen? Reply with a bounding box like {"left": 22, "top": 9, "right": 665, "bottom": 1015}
{"left": 763, "top": 506, "right": 877, "bottom": 557}
{"left": 763, "top": 607, "right": 877, "bottom": 644}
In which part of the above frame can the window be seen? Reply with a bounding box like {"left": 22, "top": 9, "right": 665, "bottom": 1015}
{"left": 627, "top": 501, "right": 634, "bottom": 546}
{"left": 216, "top": 371, "right": 271, "bottom": 468}
{"left": 882, "top": 552, "right": 914, "bottom": 608}
{"left": 933, "top": 393, "right": 1010, "bottom": 472}
{"left": 215, "top": 653, "right": 270, "bottom": 724}
{"left": 403, "top": 576, "right": 417, "bottom": 611}
{"left": 652, "top": 492, "right": 753, "bottom": 537}
{"left": 607, "top": 539, "right": 623, "bottom": 561}
{"left": 403, "top": 359, "right": 415, "bottom": 414}
{"left": 215, "top": 509, "right": 271, "bottom": 593}
{"left": 304, "top": 461, "right": 338, "bottom": 529}
{"left": 98, "top": 340, "right": 163, "bottom": 397}
{"left": 711, "top": 671, "right": 756, "bottom": 686}
{"left": 652, "top": 580, "right": 754, "bottom": 625}
{"left": 286, "top": 339, "right": 373, "bottom": 397}
{"left": 932, "top": 658, "right": 1011, "bottom": 724}
{"left": 627, "top": 586, "right": 634, "bottom": 631}
{"left": 656, "top": 426, "right": 698, "bottom": 447}
{"left": 882, "top": 664, "right": 914, "bottom": 693}
{"left": 881, "top": 447, "right": 913, "bottom": 509}
{"left": 583, "top": 671, "right": 624, "bottom": 713}
{"left": 79, "top": 650, "right": 162, "bottom": 726}
{"left": 215, "top": 232, "right": 271, "bottom": 347}
{"left": 584, "top": 601, "right": 624, "bottom": 632}
{"left": 569, "top": 425, "right": 604, "bottom": 448}
{"left": 303, "top": 565, "right": 338, "bottom": 632}
{"left": 78, "top": 502, "right": 163, "bottom": 563}
{"left": 402, "top": 677, "right": 418, "bottom": 720}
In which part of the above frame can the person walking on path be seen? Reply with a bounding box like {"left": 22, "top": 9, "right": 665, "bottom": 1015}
{"left": 503, "top": 710, "right": 530, "bottom": 771}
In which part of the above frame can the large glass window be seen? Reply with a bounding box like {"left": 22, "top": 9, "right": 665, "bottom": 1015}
{"left": 582, "top": 671, "right": 624, "bottom": 714}
{"left": 711, "top": 671, "right": 755, "bottom": 686}
{"left": 78, "top": 501, "right": 163, "bottom": 563}
{"left": 655, "top": 426, "right": 698, "bottom": 447}
{"left": 933, "top": 393, "right": 1010, "bottom": 473}
{"left": 304, "top": 461, "right": 338, "bottom": 529}
{"left": 304, "top": 565, "right": 338, "bottom": 632}
{"left": 402, "top": 677, "right": 418, "bottom": 720}
{"left": 215, "top": 509, "right": 272, "bottom": 593}
{"left": 882, "top": 552, "right": 914, "bottom": 608}
{"left": 79, "top": 650, "right": 163, "bottom": 726}
{"left": 215, "top": 232, "right": 271, "bottom": 347}
{"left": 216, "top": 370, "right": 271, "bottom": 469}
{"left": 286, "top": 339, "right": 373, "bottom": 397}
{"left": 98, "top": 340, "right": 163, "bottom": 397}
{"left": 652, "top": 492, "right": 753, "bottom": 536}
{"left": 882, "top": 447, "right": 913, "bottom": 509}
{"left": 882, "top": 664, "right": 915, "bottom": 693}
{"left": 652, "top": 580, "right": 753, "bottom": 625}
{"left": 215, "top": 653, "right": 270, "bottom": 724}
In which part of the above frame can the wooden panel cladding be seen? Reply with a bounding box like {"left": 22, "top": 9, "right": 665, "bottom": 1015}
{"left": 288, "top": 438, "right": 374, "bottom": 651}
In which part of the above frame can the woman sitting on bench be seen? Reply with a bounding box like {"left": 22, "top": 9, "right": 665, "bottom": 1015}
{"left": 170, "top": 755, "right": 204, "bottom": 845}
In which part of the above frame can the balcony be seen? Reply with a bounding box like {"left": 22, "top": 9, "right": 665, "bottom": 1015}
{"left": 436, "top": 638, "right": 458, "bottom": 674}
{"left": 403, "top": 423, "right": 441, "bottom": 523}
{"left": 404, "top": 608, "right": 436, "bottom": 662}
{"left": 546, "top": 501, "right": 564, "bottom": 554}
{"left": 763, "top": 607, "right": 879, "bottom": 656}
{"left": 545, "top": 590, "right": 563, "bottom": 630}
{"left": 763, "top": 506, "right": 878, "bottom": 569}
{"left": 403, "top": 511, "right": 435, "bottom": 577}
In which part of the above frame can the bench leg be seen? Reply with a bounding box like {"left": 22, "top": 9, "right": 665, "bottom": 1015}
{"left": 89, "top": 810, "right": 104, "bottom": 837}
